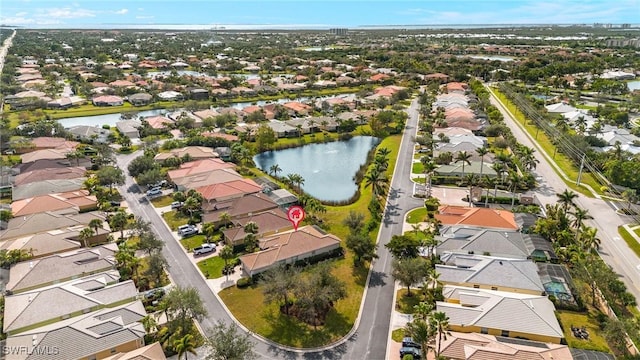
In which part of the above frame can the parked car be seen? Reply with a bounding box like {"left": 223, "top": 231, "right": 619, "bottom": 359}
{"left": 193, "top": 243, "right": 215, "bottom": 256}
{"left": 171, "top": 201, "right": 183, "bottom": 209}
{"left": 146, "top": 188, "right": 162, "bottom": 197}
{"left": 400, "top": 346, "right": 422, "bottom": 359}
{"left": 402, "top": 337, "right": 421, "bottom": 349}
{"left": 178, "top": 224, "right": 198, "bottom": 237}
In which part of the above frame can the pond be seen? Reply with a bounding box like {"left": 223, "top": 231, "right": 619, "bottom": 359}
{"left": 628, "top": 80, "right": 640, "bottom": 91}
{"left": 253, "top": 136, "right": 381, "bottom": 202}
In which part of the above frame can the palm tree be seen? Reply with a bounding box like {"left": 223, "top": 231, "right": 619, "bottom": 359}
{"left": 579, "top": 226, "right": 600, "bottom": 252}
{"left": 269, "top": 163, "right": 282, "bottom": 178}
{"left": 79, "top": 227, "right": 94, "bottom": 248}
{"left": 140, "top": 314, "right": 158, "bottom": 334}
{"left": 219, "top": 211, "right": 232, "bottom": 229}
{"left": 570, "top": 207, "right": 593, "bottom": 230}
{"left": 507, "top": 171, "right": 522, "bottom": 207}
{"left": 430, "top": 311, "right": 450, "bottom": 358}
{"left": 173, "top": 333, "right": 197, "bottom": 360}
{"left": 482, "top": 175, "right": 497, "bottom": 208}
{"left": 65, "top": 149, "right": 84, "bottom": 166}
{"left": 364, "top": 167, "right": 388, "bottom": 198}
{"left": 220, "top": 245, "right": 235, "bottom": 282}
{"left": 556, "top": 189, "right": 578, "bottom": 214}
{"left": 110, "top": 210, "right": 128, "bottom": 242}
{"left": 286, "top": 173, "right": 304, "bottom": 193}
{"left": 454, "top": 151, "right": 472, "bottom": 178}
{"left": 492, "top": 163, "right": 506, "bottom": 185}
{"left": 475, "top": 146, "right": 489, "bottom": 177}
{"left": 202, "top": 222, "right": 216, "bottom": 243}
{"left": 88, "top": 219, "right": 103, "bottom": 235}
{"left": 464, "top": 173, "right": 479, "bottom": 206}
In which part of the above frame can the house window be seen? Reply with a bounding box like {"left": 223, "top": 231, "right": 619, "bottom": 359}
{"left": 491, "top": 287, "right": 498, "bottom": 291}
{"left": 473, "top": 285, "right": 480, "bottom": 289}
{"left": 480, "top": 327, "right": 488, "bottom": 334}
{"left": 110, "top": 348, "right": 117, "bottom": 354}
{"left": 501, "top": 330, "right": 509, "bottom": 337}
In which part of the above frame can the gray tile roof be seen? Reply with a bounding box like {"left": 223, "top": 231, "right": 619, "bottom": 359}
{"left": 12, "top": 178, "right": 86, "bottom": 201}
{"left": 437, "top": 227, "right": 532, "bottom": 259}
{"left": 5, "top": 301, "right": 146, "bottom": 360}
{"left": 437, "top": 254, "right": 545, "bottom": 293}
{"left": 438, "top": 286, "right": 563, "bottom": 339}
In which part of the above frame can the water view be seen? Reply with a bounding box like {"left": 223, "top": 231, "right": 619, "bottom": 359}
{"left": 253, "top": 136, "right": 381, "bottom": 202}
{"left": 628, "top": 80, "right": 640, "bottom": 91}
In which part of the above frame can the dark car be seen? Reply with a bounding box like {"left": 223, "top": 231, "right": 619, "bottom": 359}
{"left": 402, "top": 337, "right": 421, "bottom": 349}
{"left": 400, "top": 346, "right": 422, "bottom": 359}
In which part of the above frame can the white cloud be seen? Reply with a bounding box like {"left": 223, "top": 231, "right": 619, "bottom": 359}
{"left": 136, "top": 15, "right": 155, "bottom": 19}
{"left": 36, "top": 7, "right": 97, "bottom": 19}
{"left": 114, "top": 8, "right": 128, "bottom": 15}
{"left": 15, "top": 12, "right": 28, "bottom": 17}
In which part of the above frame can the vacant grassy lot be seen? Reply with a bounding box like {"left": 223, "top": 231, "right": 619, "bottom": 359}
{"left": 150, "top": 195, "right": 174, "bottom": 208}
{"left": 161, "top": 211, "right": 189, "bottom": 231}
{"left": 219, "top": 134, "right": 402, "bottom": 347}
{"left": 556, "top": 310, "right": 611, "bottom": 353}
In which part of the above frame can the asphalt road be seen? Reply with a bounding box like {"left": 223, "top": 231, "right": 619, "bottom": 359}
{"left": 486, "top": 85, "right": 640, "bottom": 309}
{"left": 114, "top": 96, "right": 423, "bottom": 359}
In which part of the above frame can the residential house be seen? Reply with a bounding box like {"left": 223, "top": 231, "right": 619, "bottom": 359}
{"left": 437, "top": 285, "right": 564, "bottom": 344}
{"left": 6, "top": 244, "right": 118, "bottom": 294}
{"left": 0, "top": 211, "right": 109, "bottom": 242}
{"left": 167, "top": 110, "right": 202, "bottom": 127}
{"left": 202, "top": 193, "right": 279, "bottom": 224}
{"left": 239, "top": 225, "right": 342, "bottom": 277}
{"left": 4, "top": 274, "right": 136, "bottom": 335}
{"left": 92, "top": 95, "right": 124, "bottom": 106}
{"left": 167, "top": 158, "right": 239, "bottom": 191}
{"left": 282, "top": 101, "right": 312, "bottom": 116}
{"left": 545, "top": 102, "right": 577, "bottom": 114}
{"left": 67, "top": 125, "right": 111, "bottom": 143}
{"left": 193, "top": 109, "right": 220, "bottom": 122}
{"left": 437, "top": 253, "right": 545, "bottom": 295}
{"left": 12, "top": 178, "right": 87, "bottom": 201}
{"left": 30, "top": 137, "right": 80, "bottom": 152}
{"left": 425, "top": 73, "right": 450, "bottom": 83}
{"left": 103, "top": 342, "right": 167, "bottom": 360}
{"left": 267, "top": 120, "right": 299, "bottom": 138}
{"left": 446, "top": 82, "right": 469, "bottom": 93}
{"left": 14, "top": 158, "right": 91, "bottom": 174}
{"left": 285, "top": 118, "right": 320, "bottom": 134}
{"left": 189, "top": 88, "right": 209, "bottom": 100}
{"left": 156, "top": 90, "right": 183, "bottom": 101}
{"left": 127, "top": 93, "right": 153, "bottom": 106}
{"left": 154, "top": 146, "right": 218, "bottom": 162}
{"left": 265, "top": 188, "right": 298, "bottom": 209}
{"left": 537, "top": 263, "right": 577, "bottom": 305}
{"left": 436, "top": 332, "right": 572, "bottom": 360}
{"left": 4, "top": 301, "right": 146, "bottom": 360}
{"left": 10, "top": 190, "right": 98, "bottom": 217}
{"left": 222, "top": 209, "right": 293, "bottom": 246}
{"left": 201, "top": 132, "right": 240, "bottom": 143}
{"left": 116, "top": 119, "right": 142, "bottom": 139}
{"left": 435, "top": 161, "right": 497, "bottom": 178}
{"left": 20, "top": 149, "right": 69, "bottom": 164}
{"left": 436, "top": 226, "right": 558, "bottom": 261}
{"left": 13, "top": 166, "right": 86, "bottom": 187}
{"left": 197, "top": 178, "right": 262, "bottom": 211}
{"left": 435, "top": 206, "right": 519, "bottom": 230}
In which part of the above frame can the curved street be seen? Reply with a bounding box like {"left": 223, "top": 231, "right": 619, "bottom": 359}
{"left": 114, "top": 96, "right": 423, "bottom": 359}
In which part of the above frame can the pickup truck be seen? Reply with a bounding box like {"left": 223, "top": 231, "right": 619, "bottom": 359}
{"left": 193, "top": 243, "right": 215, "bottom": 256}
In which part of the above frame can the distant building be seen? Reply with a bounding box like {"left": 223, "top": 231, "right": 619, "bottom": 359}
{"left": 605, "top": 38, "right": 640, "bottom": 48}
{"left": 329, "top": 28, "right": 348, "bottom": 35}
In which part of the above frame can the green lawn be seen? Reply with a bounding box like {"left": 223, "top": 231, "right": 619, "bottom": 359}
{"left": 179, "top": 234, "right": 209, "bottom": 252}
{"left": 150, "top": 195, "right": 174, "bottom": 208}
{"left": 412, "top": 162, "right": 424, "bottom": 174}
{"left": 197, "top": 255, "right": 237, "bottom": 279}
{"left": 219, "top": 134, "right": 403, "bottom": 348}
{"left": 406, "top": 208, "right": 427, "bottom": 224}
{"left": 161, "top": 211, "right": 189, "bottom": 231}
{"left": 618, "top": 226, "right": 640, "bottom": 258}
{"left": 556, "top": 310, "right": 611, "bottom": 353}
{"left": 491, "top": 88, "right": 602, "bottom": 197}
{"left": 395, "top": 289, "right": 423, "bottom": 314}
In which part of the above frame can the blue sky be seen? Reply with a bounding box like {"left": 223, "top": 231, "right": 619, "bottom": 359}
{"left": 2, "top": 0, "right": 639, "bottom": 28}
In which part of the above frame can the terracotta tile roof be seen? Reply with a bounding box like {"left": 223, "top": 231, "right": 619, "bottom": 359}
{"left": 30, "top": 137, "right": 80, "bottom": 150}
{"left": 20, "top": 149, "right": 69, "bottom": 164}
{"left": 154, "top": 146, "right": 217, "bottom": 161}
{"left": 202, "top": 193, "right": 278, "bottom": 223}
{"left": 222, "top": 209, "right": 292, "bottom": 245}
{"left": 282, "top": 101, "right": 312, "bottom": 113}
{"left": 239, "top": 225, "right": 341, "bottom": 275}
{"left": 13, "top": 166, "right": 86, "bottom": 186}
{"left": 435, "top": 205, "right": 518, "bottom": 230}
{"left": 144, "top": 115, "right": 172, "bottom": 129}
{"left": 370, "top": 73, "right": 390, "bottom": 81}
{"left": 197, "top": 178, "right": 262, "bottom": 202}
{"left": 11, "top": 190, "right": 97, "bottom": 217}
{"left": 446, "top": 82, "right": 468, "bottom": 92}
{"left": 167, "top": 158, "right": 235, "bottom": 181}
{"left": 200, "top": 131, "right": 239, "bottom": 142}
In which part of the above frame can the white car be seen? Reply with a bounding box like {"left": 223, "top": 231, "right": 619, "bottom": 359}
{"left": 193, "top": 243, "right": 215, "bottom": 256}
{"left": 146, "top": 188, "right": 162, "bottom": 197}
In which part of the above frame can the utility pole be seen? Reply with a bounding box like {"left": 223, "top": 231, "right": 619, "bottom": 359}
{"left": 576, "top": 154, "right": 586, "bottom": 186}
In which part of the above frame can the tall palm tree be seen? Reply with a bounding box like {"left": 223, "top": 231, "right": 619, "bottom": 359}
{"left": 88, "top": 219, "right": 103, "bottom": 235}
{"left": 454, "top": 151, "right": 472, "bottom": 178}
{"left": 570, "top": 207, "right": 593, "bottom": 230}
{"left": 464, "top": 173, "right": 479, "bottom": 207}
{"left": 492, "top": 163, "right": 507, "bottom": 185}
{"left": 219, "top": 211, "right": 232, "bottom": 229}
{"left": 140, "top": 314, "right": 158, "bottom": 334}
{"left": 578, "top": 226, "right": 600, "bottom": 252}
{"left": 556, "top": 189, "right": 578, "bottom": 214}
{"left": 364, "top": 167, "right": 388, "bottom": 198}
{"left": 482, "top": 175, "right": 497, "bottom": 208}
{"left": 110, "top": 210, "right": 128, "bottom": 242}
{"left": 269, "top": 164, "right": 282, "bottom": 177}
{"left": 173, "top": 333, "right": 197, "bottom": 360}
{"left": 220, "top": 245, "right": 235, "bottom": 282}
{"left": 421, "top": 158, "right": 437, "bottom": 195}
{"left": 79, "top": 227, "right": 94, "bottom": 248}
{"left": 507, "top": 171, "right": 522, "bottom": 207}
{"left": 430, "top": 311, "right": 450, "bottom": 358}
{"left": 475, "top": 146, "right": 489, "bottom": 177}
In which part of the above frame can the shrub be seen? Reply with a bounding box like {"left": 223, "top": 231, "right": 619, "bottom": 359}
{"left": 236, "top": 277, "right": 253, "bottom": 288}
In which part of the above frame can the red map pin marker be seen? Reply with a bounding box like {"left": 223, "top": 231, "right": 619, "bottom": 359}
{"left": 287, "top": 205, "right": 305, "bottom": 231}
